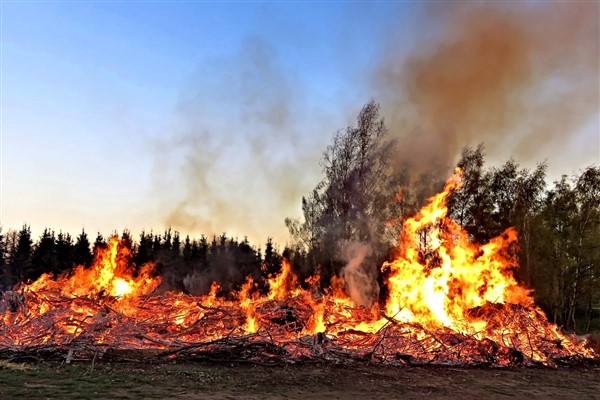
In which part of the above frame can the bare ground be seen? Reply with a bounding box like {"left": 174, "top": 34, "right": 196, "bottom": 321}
{"left": 0, "top": 360, "right": 599, "bottom": 399}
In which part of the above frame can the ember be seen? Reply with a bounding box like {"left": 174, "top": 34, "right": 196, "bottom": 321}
{"left": 0, "top": 170, "right": 595, "bottom": 366}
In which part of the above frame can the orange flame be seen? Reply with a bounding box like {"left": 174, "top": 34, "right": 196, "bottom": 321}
{"left": 27, "top": 237, "right": 160, "bottom": 302}
{"left": 267, "top": 259, "right": 300, "bottom": 300}
{"left": 383, "top": 168, "right": 532, "bottom": 333}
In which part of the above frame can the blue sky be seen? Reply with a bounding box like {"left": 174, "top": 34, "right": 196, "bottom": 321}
{"left": 2, "top": 2, "right": 410, "bottom": 245}
{"left": 2, "top": 1, "right": 598, "bottom": 246}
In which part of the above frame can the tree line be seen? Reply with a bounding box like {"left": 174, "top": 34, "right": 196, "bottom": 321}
{"left": 0, "top": 227, "right": 283, "bottom": 299}
{"left": 1, "top": 101, "right": 598, "bottom": 331}
{"left": 284, "top": 101, "right": 599, "bottom": 331}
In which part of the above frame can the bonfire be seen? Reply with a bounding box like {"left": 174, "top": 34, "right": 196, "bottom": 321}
{"left": 0, "top": 169, "right": 595, "bottom": 366}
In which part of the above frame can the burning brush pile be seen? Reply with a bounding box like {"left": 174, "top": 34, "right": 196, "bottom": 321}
{"left": 0, "top": 170, "right": 595, "bottom": 367}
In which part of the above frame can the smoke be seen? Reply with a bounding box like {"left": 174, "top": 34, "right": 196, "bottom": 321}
{"left": 153, "top": 37, "right": 330, "bottom": 246}
{"left": 181, "top": 252, "right": 243, "bottom": 296}
{"left": 340, "top": 241, "right": 380, "bottom": 307}
{"left": 153, "top": 1, "right": 598, "bottom": 263}
{"left": 376, "top": 2, "right": 599, "bottom": 176}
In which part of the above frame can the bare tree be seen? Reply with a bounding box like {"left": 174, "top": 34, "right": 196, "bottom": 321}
{"left": 287, "top": 100, "right": 404, "bottom": 286}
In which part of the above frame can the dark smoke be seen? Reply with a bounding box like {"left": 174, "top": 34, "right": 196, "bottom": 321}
{"left": 376, "top": 2, "right": 599, "bottom": 176}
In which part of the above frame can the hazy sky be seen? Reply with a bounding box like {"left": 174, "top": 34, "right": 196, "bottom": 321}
{"left": 2, "top": 2, "right": 598, "bottom": 247}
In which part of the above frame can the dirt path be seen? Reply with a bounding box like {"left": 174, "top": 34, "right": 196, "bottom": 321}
{"left": 1, "top": 361, "right": 599, "bottom": 399}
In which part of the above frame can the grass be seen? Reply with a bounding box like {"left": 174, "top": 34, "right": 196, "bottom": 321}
{"left": 0, "top": 360, "right": 599, "bottom": 399}
{"left": 0, "top": 360, "right": 34, "bottom": 371}
{"left": 0, "top": 362, "right": 204, "bottom": 399}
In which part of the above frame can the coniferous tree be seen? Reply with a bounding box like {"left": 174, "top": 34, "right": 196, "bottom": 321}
{"left": 32, "top": 228, "right": 56, "bottom": 277}
{"left": 0, "top": 228, "right": 4, "bottom": 268}
{"left": 219, "top": 233, "right": 227, "bottom": 254}
{"left": 134, "top": 230, "right": 154, "bottom": 267}
{"left": 209, "top": 235, "right": 218, "bottom": 256}
{"left": 182, "top": 235, "right": 192, "bottom": 266}
{"left": 93, "top": 232, "right": 107, "bottom": 257}
{"left": 162, "top": 228, "right": 172, "bottom": 253}
{"left": 171, "top": 231, "right": 181, "bottom": 260}
{"left": 118, "top": 230, "right": 134, "bottom": 267}
{"left": 13, "top": 225, "right": 34, "bottom": 282}
{"left": 3, "top": 230, "right": 18, "bottom": 288}
{"left": 0, "top": 227, "right": 10, "bottom": 289}
{"left": 189, "top": 235, "right": 209, "bottom": 272}
{"left": 73, "top": 229, "right": 93, "bottom": 267}
{"left": 236, "top": 237, "right": 261, "bottom": 280}
{"left": 152, "top": 233, "right": 162, "bottom": 258}
{"left": 55, "top": 231, "right": 75, "bottom": 274}
{"left": 199, "top": 235, "right": 209, "bottom": 266}
{"left": 263, "top": 237, "right": 282, "bottom": 277}
{"left": 190, "top": 239, "right": 200, "bottom": 264}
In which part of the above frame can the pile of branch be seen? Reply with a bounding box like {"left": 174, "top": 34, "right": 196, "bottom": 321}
{"left": 0, "top": 289, "right": 595, "bottom": 367}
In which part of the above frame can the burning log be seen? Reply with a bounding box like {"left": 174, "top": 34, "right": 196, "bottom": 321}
{"left": 0, "top": 169, "right": 596, "bottom": 367}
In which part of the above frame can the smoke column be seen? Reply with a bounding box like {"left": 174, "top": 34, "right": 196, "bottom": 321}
{"left": 376, "top": 2, "right": 599, "bottom": 176}
{"left": 341, "top": 241, "right": 380, "bottom": 307}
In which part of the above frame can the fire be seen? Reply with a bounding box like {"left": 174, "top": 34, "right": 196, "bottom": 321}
{"left": 27, "top": 237, "right": 160, "bottom": 302}
{"left": 238, "top": 277, "right": 258, "bottom": 333}
{"left": 112, "top": 278, "right": 133, "bottom": 298}
{"left": 267, "top": 259, "right": 300, "bottom": 300}
{"left": 383, "top": 168, "right": 532, "bottom": 333}
{"left": 0, "top": 169, "right": 595, "bottom": 366}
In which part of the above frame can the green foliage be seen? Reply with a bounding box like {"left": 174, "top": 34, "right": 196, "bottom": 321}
{"left": 444, "top": 148, "right": 598, "bottom": 330}
{"left": 529, "top": 167, "right": 600, "bottom": 329}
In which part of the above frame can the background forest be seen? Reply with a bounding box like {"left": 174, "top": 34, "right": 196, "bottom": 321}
{"left": 1, "top": 102, "right": 598, "bottom": 333}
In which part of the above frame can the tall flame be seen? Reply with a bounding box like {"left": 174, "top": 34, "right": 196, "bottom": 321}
{"left": 383, "top": 168, "right": 532, "bottom": 333}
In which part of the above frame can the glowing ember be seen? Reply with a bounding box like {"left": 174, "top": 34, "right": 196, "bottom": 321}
{"left": 0, "top": 169, "right": 595, "bottom": 367}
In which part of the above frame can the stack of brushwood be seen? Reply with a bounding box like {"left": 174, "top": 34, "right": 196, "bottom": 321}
{"left": 0, "top": 289, "right": 596, "bottom": 367}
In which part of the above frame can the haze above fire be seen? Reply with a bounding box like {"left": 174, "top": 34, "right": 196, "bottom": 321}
{"left": 3, "top": 2, "right": 598, "bottom": 245}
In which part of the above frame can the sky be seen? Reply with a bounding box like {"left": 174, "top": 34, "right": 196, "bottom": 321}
{"left": 2, "top": 1, "right": 598, "bottom": 248}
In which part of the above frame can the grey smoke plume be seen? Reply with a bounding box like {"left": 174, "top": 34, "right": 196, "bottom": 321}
{"left": 340, "top": 241, "right": 380, "bottom": 307}
{"left": 153, "top": 38, "right": 331, "bottom": 245}
{"left": 376, "top": 2, "right": 599, "bottom": 176}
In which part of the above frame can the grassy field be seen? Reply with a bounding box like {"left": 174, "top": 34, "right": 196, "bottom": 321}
{"left": 1, "top": 360, "right": 599, "bottom": 399}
